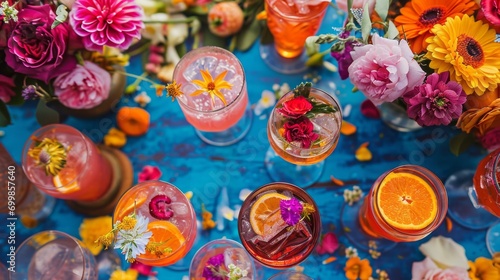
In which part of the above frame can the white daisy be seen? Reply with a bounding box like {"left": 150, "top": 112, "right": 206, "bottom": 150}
{"left": 114, "top": 213, "right": 152, "bottom": 261}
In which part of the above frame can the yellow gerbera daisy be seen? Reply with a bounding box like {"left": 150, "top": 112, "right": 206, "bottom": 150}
{"left": 425, "top": 14, "right": 500, "bottom": 96}
{"left": 27, "top": 138, "right": 67, "bottom": 176}
{"left": 191, "top": 69, "right": 232, "bottom": 106}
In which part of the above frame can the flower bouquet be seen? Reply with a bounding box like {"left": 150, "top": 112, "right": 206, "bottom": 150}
{"left": 0, "top": 0, "right": 144, "bottom": 126}
{"left": 310, "top": 0, "right": 500, "bottom": 153}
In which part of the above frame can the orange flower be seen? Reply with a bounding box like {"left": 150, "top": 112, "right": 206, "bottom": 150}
{"left": 344, "top": 257, "right": 373, "bottom": 280}
{"left": 457, "top": 99, "right": 500, "bottom": 135}
{"left": 468, "top": 257, "right": 500, "bottom": 280}
{"left": 116, "top": 107, "right": 150, "bottom": 136}
{"left": 394, "top": 0, "right": 477, "bottom": 53}
{"left": 465, "top": 88, "right": 500, "bottom": 110}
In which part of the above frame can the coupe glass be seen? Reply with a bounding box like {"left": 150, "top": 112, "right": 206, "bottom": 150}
{"left": 260, "top": 0, "right": 330, "bottom": 74}
{"left": 341, "top": 165, "right": 448, "bottom": 252}
{"left": 113, "top": 180, "right": 197, "bottom": 267}
{"left": 238, "top": 182, "right": 321, "bottom": 269}
{"left": 189, "top": 238, "right": 259, "bottom": 279}
{"left": 445, "top": 148, "right": 500, "bottom": 254}
{"left": 10, "top": 230, "right": 98, "bottom": 280}
{"left": 172, "top": 46, "right": 252, "bottom": 146}
{"left": 268, "top": 270, "right": 313, "bottom": 280}
{"left": 265, "top": 86, "right": 342, "bottom": 187}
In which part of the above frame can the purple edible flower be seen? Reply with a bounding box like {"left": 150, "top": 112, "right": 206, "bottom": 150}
{"left": 22, "top": 85, "right": 37, "bottom": 101}
{"left": 202, "top": 254, "right": 226, "bottom": 280}
{"left": 330, "top": 31, "right": 357, "bottom": 80}
{"left": 403, "top": 72, "right": 466, "bottom": 126}
{"left": 280, "top": 197, "right": 303, "bottom": 226}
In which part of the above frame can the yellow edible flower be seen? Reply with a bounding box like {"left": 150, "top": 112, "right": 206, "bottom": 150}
{"left": 191, "top": 69, "right": 232, "bottom": 106}
{"left": 79, "top": 216, "right": 113, "bottom": 255}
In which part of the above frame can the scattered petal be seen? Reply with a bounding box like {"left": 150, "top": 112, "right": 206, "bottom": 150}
{"left": 323, "top": 61, "right": 338, "bottom": 72}
{"left": 330, "top": 175, "right": 345, "bottom": 186}
{"left": 446, "top": 217, "right": 453, "bottom": 232}
{"left": 239, "top": 189, "right": 251, "bottom": 201}
{"left": 116, "top": 107, "right": 150, "bottom": 136}
{"left": 316, "top": 232, "right": 340, "bottom": 255}
{"left": 343, "top": 104, "right": 352, "bottom": 118}
{"left": 138, "top": 165, "right": 162, "bottom": 183}
{"left": 134, "top": 91, "right": 151, "bottom": 107}
{"left": 340, "top": 120, "right": 357, "bottom": 136}
{"left": 104, "top": 128, "right": 127, "bottom": 148}
{"left": 258, "top": 90, "right": 276, "bottom": 109}
{"left": 184, "top": 191, "right": 193, "bottom": 200}
{"left": 355, "top": 142, "right": 372, "bottom": 161}
{"left": 322, "top": 256, "right": 337, "bottom": 265}
{"left": 221, "top": 206, "right": 234, "bottom": 221}
{"left": 419, "top": 236, "right": 469, "bottom": 269}
{"left": 130, "top": 261, "right": 157, "bottom": 276}
{"left": 361, "top": 99, "right": 380, "bottom": 119}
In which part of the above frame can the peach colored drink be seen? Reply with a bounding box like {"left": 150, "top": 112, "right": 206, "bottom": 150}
{"left": 265, "top": 0, "right": 329, "bottom": 58}
{"left": 173, "top": 46, "right": 248, "bottom": 132}
{"left": 473, "top": 148, "right": 500, "bottom": 217}
{"left": 22, "top": 124, "right": 112, "bottom": 201}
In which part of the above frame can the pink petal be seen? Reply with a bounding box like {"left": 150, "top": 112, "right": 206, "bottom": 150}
{"left": 361, "top": 99, "right": 380, "bottom": 119}
{"left": 316, "top": 232, "right": 339, "bottom": 255}
{"left": 130, "top": 261, "right": 157, "bottom": 276}
{"left": 138, "top": 165, "right": 162, "bottom": 182}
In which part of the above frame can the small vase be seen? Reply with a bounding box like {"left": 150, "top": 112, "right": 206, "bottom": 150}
{"left": 378, "top": 102, "right": 422, "bottom": 132}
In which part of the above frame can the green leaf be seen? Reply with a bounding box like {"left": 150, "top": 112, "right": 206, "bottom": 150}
{"left": 35, "top": 99, "right": 62, "bottom": 126}
{"left": 449, "top": 132, "right": 475, "bottom": 156}
{"left": 374, "top": 0, "right": 389, "bottom": 21}
{"left": 361, "top": 3, "right": 372, "bottom": 43}
{"left": 305, "top": 52, "right": 324, "bottom": 67}
{"left": 0, "top": 102, "right": 11, "bottom": 127}
{"left": 175, "top": 43, "right": 187, "bottom": 58}
{"left": 385, "top": 20, "right": 399, "bottom": 39}
{"left": 236, "top": 17, "right": 262, "bottom": 52}
{"left": 293, "top": 82, "right": 312, "bottom": 98}
{"left": 202, "top": 26, "right": 228, "bottom": 49}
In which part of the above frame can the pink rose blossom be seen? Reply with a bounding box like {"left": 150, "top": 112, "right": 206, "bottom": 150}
{"left": 412, "top": 257, "right": 469, "bottom": 280}
{"left": 138, "top": 165, "right": 162, "bottom": 182}
{"left": 283, "top": 117, "right": 319, "bottom": 148}
{"left": 0, "top": 75, "right": 16, "bottom": 103}
{"left": 315, "top": 232, "right": 339, "bottom": 255}
{"left": 70, "top": 0, "right": 144, "bottom": 51}
{"left": 348, "top": 34, "right": 426, "bottom": 106}
{"left": 54, "top": 61, "right": 111, "bottom": 109}
{"left": 278, "top": 96, "right": 313, "bottom": 119}
{"left": 335, "top": 0, "right": 376, "bottom": 14}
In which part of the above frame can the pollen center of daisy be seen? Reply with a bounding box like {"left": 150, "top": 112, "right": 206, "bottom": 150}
{"left": 207, "top": 82, "right": 216, "bottom": 91}
{"left": 457, "top": 34, "right": 484, "bottom": 68}
{"left": 419, "top": 8, "right": 443, "bottom": 26}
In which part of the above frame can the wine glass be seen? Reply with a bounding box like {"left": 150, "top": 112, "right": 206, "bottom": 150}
{"left": 268, "top": 270, "right": 313, "bottom": 280}
{"left": 341, "top": 165, "right": 448, "bottom": 252}
{"left": 260, "top": 0, "right": 330, "bottom": 74}
{"left": 265, "top": 84, "right": 342, "bottom": 187}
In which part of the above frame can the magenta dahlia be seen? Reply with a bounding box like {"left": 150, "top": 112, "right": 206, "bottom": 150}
{"left": 69, "top": 0, "right": 144, "bottom": 51}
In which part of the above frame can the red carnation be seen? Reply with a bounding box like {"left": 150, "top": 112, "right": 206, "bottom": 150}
{"left": 283, "top": 117, "right": 319, "bottom": 148}
{"left": 277, "top": 96, "right": 313, "bottom": 119}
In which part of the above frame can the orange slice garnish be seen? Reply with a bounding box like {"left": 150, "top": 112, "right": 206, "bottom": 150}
{"left": 52, "top": 167, "right": 80, "bottom": 194}
{"left": 115, "top": 192, "right": 148, "bottom": 221}
{"left": 377, "top": 172, "right": 437, "bottom": 230}
{"left": 249, "top": 192, "right": 289, "bottom": 235}
{"left": 139, "top": 220, "right": 186, "bottom": 266}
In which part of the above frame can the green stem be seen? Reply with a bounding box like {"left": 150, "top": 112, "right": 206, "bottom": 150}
{"left": 116, "top": 70, "right": 161, "bottom": 86}
{"left": 142, "top": 16, "right": 197, "bottom": 25}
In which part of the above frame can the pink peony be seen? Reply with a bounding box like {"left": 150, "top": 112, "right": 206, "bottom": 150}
{"left": 278, "top": 96, "right": 313, "bottom": 119}
{"left": 70, "top": 0, "right": 144, "bottom": 51}
{"left": 0, "top": 75, "right": 16, "bottom": 103}
{"left": 412, "top": 257, "right": 469, "bottom": 280}
{"left": 283, "top": 117, "right": 319, "bottom": 148}
{"left": 348, "top": 34, "right": 426, "bottom": 106}
{"left": 5, "top": 5, "right": 79, "bottom": 83}
{"left": 335, "top": 0, "right": 376, "bottom": 14}
{"left": 54, "top": 61, "right": 111, "bottom": 109}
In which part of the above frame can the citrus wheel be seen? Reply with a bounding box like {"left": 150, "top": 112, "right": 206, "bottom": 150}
{"left": 376, "top": 172, "right": 438, "bottom": 230}
{"left": 114, "top": 192, "right": 148, "bottom": 221}
{"left": 138, "top": 220, "right": 186, "bottom": 266}
{"left": 249, "top": 192, "right": 289, "bottom": 235}
{"left": 52, "top": 167, "right": 80, "bottom": 194}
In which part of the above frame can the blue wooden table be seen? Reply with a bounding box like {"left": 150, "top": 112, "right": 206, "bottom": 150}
{"left": 0, "top": 6, "right": 494, "bottom": 280}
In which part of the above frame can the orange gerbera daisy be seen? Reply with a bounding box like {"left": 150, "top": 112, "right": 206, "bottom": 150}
{"left": 344, "top": 257, "right": 373, "bottom": 280}
{"left": 394, "top": 0, "right": 478, "bottom": 54}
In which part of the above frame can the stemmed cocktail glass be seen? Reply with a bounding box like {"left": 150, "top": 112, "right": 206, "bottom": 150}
{"left": 171, "top": 46, "right": 252, "bottom": 146}
{"left": 265, "top": 83, "right": 342, "bottom": 187}
{"left": 261, "top": 0, "right": 330, "bottom": 74}
{"left": 341, "top": 165, "right": 448, "bottom": 252}
{"left": 268, "top": 270, "right": 313, "bottom": 280}
{"left": 445, "top": 148, "right": 500, "bottom": 255}
{"left": 238, "top": 182, "right": 321, "bottom": 269}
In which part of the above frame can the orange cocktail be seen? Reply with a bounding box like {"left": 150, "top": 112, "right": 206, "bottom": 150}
{"left": 358, "top": 165, "right": 448, "bottom": 242}
{"left": 473, "top": 148, "right": 500, "bottom": 217}
{"left": 265, "top": 0, "right": 329, "bottom": 58}
{"left": 113, "top": 181, "right": 197, "bottom": 266}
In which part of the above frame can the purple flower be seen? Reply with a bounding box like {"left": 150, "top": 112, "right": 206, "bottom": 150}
{"left": 280, "top": 197, "right": 303, "bottom": 226}
{"left": 403, "top": 72, "right": 466, "bottom": 126}
{"left": 331, "top": 31, "right": 357, "bottom": 80}
{"left": 22, "top": 85, "right": 38, "bottom": 101}
{"left": 5, "top": 5, "right": 80, "bottom": 83}
{"left": 202, "top": 254, "right": 225, "bottom": 280}
{"left": 70, "top": 0, "right": 144, "bottom": 51}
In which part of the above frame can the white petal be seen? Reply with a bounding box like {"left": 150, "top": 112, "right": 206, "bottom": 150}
{"left": 418, "top": 236, "right": 469, "bottom": 269}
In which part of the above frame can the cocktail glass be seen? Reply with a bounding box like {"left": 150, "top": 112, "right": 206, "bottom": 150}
{"left": 341, "top": 165, "right": 448, "bottom": 252}
{"left": 0, "top": 142, "right": 55, "bottom": 228}
{"left": 260, "top": 0, "right": 330, "bottom": 74}
{"left": 189, "top": 238, "right": 259, "bottom": 279}
{"left": 268, "top": 270, "right": 313, "bottom": 280}
{"left": 445, "top": 148, "right": 500, "bottom": 254}
{"left": 113, "top": 180, "right": 197, "bottom": 267}
{"left": 10, "top": 230, "right": 98, "bottom": 280}
{"left": 22, "top": 124, "right": 133, "bottom": 215}
{"left": 265, "top": 84, "right": 342, "bottom": 188}
{"left": 1, "top": 262, "right": 8, "bottom": 279}
{"left": 172, "top": 46, "right": 252, "bottom": 146}
{"left": 238, "top": 182, "right": 321, "bottom": 269}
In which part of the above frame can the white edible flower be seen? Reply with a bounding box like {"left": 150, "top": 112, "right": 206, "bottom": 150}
{"left": 134, "top": 91, "right": 152, "bottom": 107}
{"left": 114, "top": 214, "right": 152, "bottom": 261}
{"left": 418, "top": 236, "right": 469, "bottom": 269}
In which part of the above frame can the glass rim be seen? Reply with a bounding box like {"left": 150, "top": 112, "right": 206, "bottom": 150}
{"left": 112, "top": 180, "right": 197, "bottom": 260}
{"left": 237, "top": 181, "right": 321, "bottom": 268}
{"left": 264, "top": 0, "right": 329, "bottom": 21}
{"left": 268, "top": 270, "right": 313, "bottom": 280}
{"left": 21, "top": 124, "right": 90, "bottom": 190}
{"left": 493, "top": 149, "right": 500, "bottom": 194}
{"left": 269, "top": 87, "right": 343, "bottom": 151}
{"left": 173, "top": 46, "right": 247, "bottom": 114}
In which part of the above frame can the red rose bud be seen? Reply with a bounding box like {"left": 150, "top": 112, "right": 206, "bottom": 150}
{"left": 283, "top": 117, "right": 319, "bottom": 148}
{"left": 277, "top": 96, "right": 313, "bottom": 119}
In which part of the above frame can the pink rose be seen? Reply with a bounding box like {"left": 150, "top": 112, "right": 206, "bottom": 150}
{"left": 283, "top": 117, "right": 319, "bottom": 148}
{"left": 0, "top": 75, "right": 16, "bottom": 103}
{"left": 335, "top": 0, "right": 376, "bottom": 14}
{"left": 348, "top": 34, "right": 426, "bottom": 105}
{"left": 54, "top": 61, "right": 111, "bottom": 109}
{"left": 412, "top": 257, "right": 469, "bottom": 280}
{"left": 278, "top": 96, "right": 313, "bottom": 119}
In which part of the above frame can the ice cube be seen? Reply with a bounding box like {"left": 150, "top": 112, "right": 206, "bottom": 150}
{"left": 223, "top": 248, "right": 252, "bottom": 271}
{"left": 183, "top": 56, "right": 218, "bottom": 81}
{"left": 170, "top": 202, "right": 188, "bottom": 216}
{"left": 287, "top": 0, "right": 330, "bottom": 14}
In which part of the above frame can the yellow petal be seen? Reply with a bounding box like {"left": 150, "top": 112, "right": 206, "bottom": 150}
{"left": 192, "top": 79, "right": 207, "bottom": 89}
{"left": 214, "top": 70, "right": 228, "bottom": 84}
{"left": 340, "top": 120, "right": 357, "bottom": 136}
{"left": 191, "top": 89, "right": 206, "bottom": 96}
{"left": 213, "top": 90, "right": 227, "bottom": 106}
{"left": 104, "top": 128, "right": 127, "bottom": 148}
{"left": 200, "top": 69, "right": 214, "bottom": 83}
{"left": 355, "top": 142, "right": 372, "bottom": 161}
{"left": 216, "top": 80, "right": 233, "bottom": 90}
{"left": 185, "top": 191, "right": 193, "bottom": 200}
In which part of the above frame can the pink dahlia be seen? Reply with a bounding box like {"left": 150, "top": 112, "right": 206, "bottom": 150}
{"left": 403, "top": 72, "right": 466, "bottom": 126}
{"left": 69, "top": 0, "right": 144, "bottom": 51}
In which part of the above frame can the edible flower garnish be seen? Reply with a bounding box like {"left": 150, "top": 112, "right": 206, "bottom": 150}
{"left": 165, "top": 80, "right": 184, "bottom": 100}
{"left": 191, "top": 69, "right": 232, "bottom": 106}
{"left": 279, "top": 197, "right": 315, "bottom": 226}
{"left": 27, "top": 137, "right": 67, "bottom": 176}
{"left": 202, "top": 253, "right": 249, "bottom": 280}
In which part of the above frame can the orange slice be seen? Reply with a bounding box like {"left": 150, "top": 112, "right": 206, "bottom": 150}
{"left": 52, "top": 167, "right": 80, "bottom": 194}
{"left": 376, "top": 172, "right": 437, "bottom": 230}
{"left": 139, "top": 220, "right": 186, "bottom": 265}
{"left": 249, "top": 192, "right": 289, "bottom": 235}
{"left": 115, "top": 192, "right": 148, "bottom": 221}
